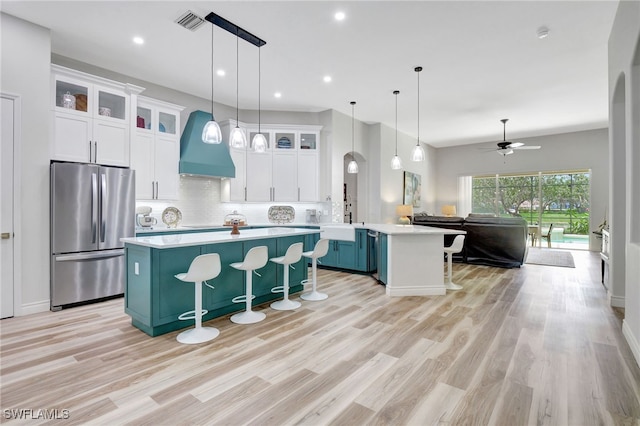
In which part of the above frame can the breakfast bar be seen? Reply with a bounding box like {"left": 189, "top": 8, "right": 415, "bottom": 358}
{"left": 121, "top": 227, "right": 320, "bottom": 336}
{"left": 122, "top": 224, "right": 464, "bottom": 336}
{"left": 366, "top": 224, "right": 465, "bottom": 297}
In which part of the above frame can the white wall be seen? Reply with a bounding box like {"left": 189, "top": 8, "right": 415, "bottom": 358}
{"left": 434, "top": 128, "right": 609, "bottom": 251}
{"left": 1, "top": 13, "right": 51, "bottom": 314}
{"left": 376, "top": 123, "right": 436, "bottom": 223}
{"left": 608, "top": 0, "right": 640, "bottom": 367}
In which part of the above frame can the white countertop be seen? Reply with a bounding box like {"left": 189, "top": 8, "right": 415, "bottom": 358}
{"left": 345, "top": 223, "right": 464, "bottom": 236}
{"left": 123, "top": 227, "right": 321, "bottom": 249}
{"left": 134, "top": 222, "right": 324, "bottom": 234}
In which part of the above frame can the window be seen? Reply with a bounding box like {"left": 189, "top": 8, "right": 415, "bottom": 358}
{"left": 471, "top": 171, "right": 590, "bottom": 249}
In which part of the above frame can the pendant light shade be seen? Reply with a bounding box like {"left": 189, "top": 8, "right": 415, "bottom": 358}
{"left": 202, "top": 25, "right": 222, "bottom": 144}
{"left": 252, "top": 133, "right": 267, "bottom": 153}
{"left": 229, "top": 33, "right": 247, "bottom": 149}
{"left": 251, "top": 46, "right": 267, "bottom": 153}
{"left": 411, "top": 66, "right": 426, "bottom": 162}
{"left": 347, "top": 101, "right": 358, "bottom": 174}
{"left": 390, "top": 90, "right": 402, "bottom": 170}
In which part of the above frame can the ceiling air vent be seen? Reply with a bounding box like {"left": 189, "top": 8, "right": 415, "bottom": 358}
{"left": 175, "top": 10, "right": 205, "bottom": 31}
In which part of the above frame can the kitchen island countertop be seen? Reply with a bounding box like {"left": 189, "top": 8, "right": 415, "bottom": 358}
{"left": 123, "top": 227, "right": 320, "bottom": 249}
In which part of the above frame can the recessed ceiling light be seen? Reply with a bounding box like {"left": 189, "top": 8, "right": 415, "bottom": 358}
{"left": 334, "top": 11, "right": 346, "bottom": 21}
{"left": 323, "top": 75, "right": 332, "bottom": 83}
{"left": 216, "top": 69, "right": 226, "bottom": 77}
{"left": 537, "top": 26, "right": 550, "bottom": 39}
{"left": 132, "top": 36, "right": 144, "bottom": 45}
{"left": 274, "top": 92, "right": 282, "bottom": 98}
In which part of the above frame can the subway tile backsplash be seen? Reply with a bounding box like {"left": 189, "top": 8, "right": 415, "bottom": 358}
{"left": 136, "top": 175, "right": 332, "bottom": 227}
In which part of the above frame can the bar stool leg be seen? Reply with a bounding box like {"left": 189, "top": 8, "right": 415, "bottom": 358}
{"left": 271, "top": 265, "right": 301, "bottom": 310}
{"left": 231, "top": 271, "right": 266, "bottom": 324}
{"left": 177, "top": 281, "right": 220, "bottom": 344}
{"left": 301, "top": 258, "right": 328, "bottom": 301}
{"left": 445, "top": 254, "right": 463, "bottom": 290}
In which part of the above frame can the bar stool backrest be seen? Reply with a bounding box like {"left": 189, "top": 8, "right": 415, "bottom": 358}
{"left": 182, "top": 253, "right": 221, "bottom": 282}
{"left": 313, "top": 239, "right": 330, "bottom": 258}
{"left": 241, "top": 246, "right": 269, "bottom": 270}
{"left": 282, "top": 242, "right": 304, "bottom": 264}
{"left": 446, "top": 235, "right": 465, "bottom": 253}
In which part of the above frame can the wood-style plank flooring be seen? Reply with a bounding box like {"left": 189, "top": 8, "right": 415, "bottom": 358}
{"left": 1, "top": 250, "right": 639, "bottom": 425}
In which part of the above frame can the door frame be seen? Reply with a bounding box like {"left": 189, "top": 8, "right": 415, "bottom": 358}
{"left": 1, "top": 92, "right": 22, "bottom": 317}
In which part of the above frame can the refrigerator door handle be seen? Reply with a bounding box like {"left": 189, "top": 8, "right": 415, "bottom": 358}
{"left": 100, "top": 173, "right": 107, "bottom": 243}
{"left": 91, "top": 173, "right": 98, "bottom": 243}
{"left": 55, "top": 249, "right": 125, "bottom": 262}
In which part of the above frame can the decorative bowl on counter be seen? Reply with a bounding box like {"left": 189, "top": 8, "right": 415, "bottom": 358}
{"left": 268, "top": 205, "right": 295, "bottom": 224}
{"left": 162, "top": 207, "right": 182, "bottom": 228}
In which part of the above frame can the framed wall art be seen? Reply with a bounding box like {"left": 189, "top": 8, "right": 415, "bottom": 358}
{"left": 403, "top": 171, "right": 422, "bottom": 208}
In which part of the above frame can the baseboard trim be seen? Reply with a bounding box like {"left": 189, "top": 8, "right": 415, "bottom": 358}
{"left": 609, "top": 293, "right": 625, "bottom": 308}
{"left": 19, "top": 300, "right": 50, "bottom": 316}
{"left": 622, "top": 320, "right": 640, "bottom": 368}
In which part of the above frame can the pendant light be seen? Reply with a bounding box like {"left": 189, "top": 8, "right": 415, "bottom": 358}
{"left": 229, "top": 32, "right": 247, "bottom": 148}
{"left": 411, "top": 66, "right": 426, "bottom": 162}
{"left": 202, "top": 24, "right": 222, "bottom": 144}
{"left": 347, "top": 101, "right": 358, "bottom": 174}
{"left": 390, "top": 90, "right": 402, "bottom": 170}
{"left": 251, "top": 46, "right": 267, "bottom": 153}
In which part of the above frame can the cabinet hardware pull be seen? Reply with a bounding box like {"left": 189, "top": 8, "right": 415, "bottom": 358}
{"left": 94, "top": 141, "right": 98, "bottom": 163}
{"left": 1, "top": 232, "right": 10, "bottom": 239}
{"left": 89, "top": 141, "right": 92, "bottom": 163}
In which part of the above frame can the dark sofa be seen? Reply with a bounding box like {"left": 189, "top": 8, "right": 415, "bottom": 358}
{"left": 412, "top": 214, "right": 528, "bottom": 268}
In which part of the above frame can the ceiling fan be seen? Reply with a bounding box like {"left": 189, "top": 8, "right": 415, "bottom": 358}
{"left": 494, "top": 119, "right": 541, "bottom": 156}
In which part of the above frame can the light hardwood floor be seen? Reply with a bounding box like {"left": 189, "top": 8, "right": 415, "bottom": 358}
{"left": 1, "top": 250, "right": 639, "bottom": 425}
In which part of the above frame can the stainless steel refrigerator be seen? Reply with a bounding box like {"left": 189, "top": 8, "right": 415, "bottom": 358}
{"left": 50, "top": 162, "right": 135, "bottom": 310}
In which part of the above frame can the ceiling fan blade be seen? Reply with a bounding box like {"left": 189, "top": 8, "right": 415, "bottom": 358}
{"left": 513, "top": 145, "right": 541, "bottom": 150}
{"left": 508, "top": 142, "right": 524, "bottom": 148}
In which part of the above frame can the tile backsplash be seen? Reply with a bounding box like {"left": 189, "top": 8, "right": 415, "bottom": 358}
{"left": 136, "top": 175, "right": 332, "bottom": 227}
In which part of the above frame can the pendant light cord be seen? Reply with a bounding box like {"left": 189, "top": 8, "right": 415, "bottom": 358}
{"left": 394, "top": 90, "right": 399, "bottom": 155}
{"left": 258, "top": 47, "right": 261, "bottom": 133}
{"left": 351, "top": 101, "right": 355, "bottom": 156}
{"left": 211, "top": 25, "right": 215, "bottom": 121}
{"left": 236, "top": 32, "right": 239, "bottom": 123}
{"left": 417, "top": 68, "right": 420, "bottom": 145}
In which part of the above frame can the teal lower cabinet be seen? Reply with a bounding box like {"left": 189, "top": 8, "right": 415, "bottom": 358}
{"left": 378, "top": 233, "right": 388, "bottom": 285}
{"left": 318, "top": 229, "right": 376, "bottom": 273}
{"left": 124, "top": 234, "right": 308, "bottom": 337}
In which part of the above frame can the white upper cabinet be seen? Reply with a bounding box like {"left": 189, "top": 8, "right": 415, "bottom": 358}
{"left": 50, "top": 65, "right": 144, "bottom": 166}
{"left": 131, "top": 96, "right": 184, "bottom": 200}
{"left": 220, "top": 121, "right": 321, "bottom": 202}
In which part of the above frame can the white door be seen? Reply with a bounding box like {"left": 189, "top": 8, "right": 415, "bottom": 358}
{"left": 131, "top": 131, "right": 154, "bottom": 199}
{"left": 94, "top": 120, "right": 128, "bottom": 166}
{"left": 272, "top": 151, "right": 297, "bottom": 201}
{"left": 52, "top": 112, "right": 91, "bottom": 163}
{"left": 1, "top": 95, "right": 16, "bottom": 318}
{"left": 246, "top": 151, "right": 272, "bottom": 201}
{"left": 154, "top": 135, "right": 179, "bottom": 200}
{"left": 297, "top": 151, "right": 318, "bottom": 201}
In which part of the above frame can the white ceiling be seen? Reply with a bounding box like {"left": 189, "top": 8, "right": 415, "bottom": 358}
{"left": 2, "top": 1, "right": 619, "bottom": 147}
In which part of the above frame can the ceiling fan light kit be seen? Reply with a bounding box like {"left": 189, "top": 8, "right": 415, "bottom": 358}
{"left": 494, "top": 118, "right": 541, "bottom": 157}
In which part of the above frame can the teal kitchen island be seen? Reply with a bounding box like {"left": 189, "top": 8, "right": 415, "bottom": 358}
{"left": 121, "top": 227, "right": 320, "bottom": 336}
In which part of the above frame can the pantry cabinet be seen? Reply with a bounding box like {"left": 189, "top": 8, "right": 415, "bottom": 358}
{"left": 50, "top": 65, "right": 144, "bottom": 166}
{"left": 220, "top": 120, "right": 321, "bottom": 202}
{"left": 131, "top": 96, "right": 184, "bottom": 200}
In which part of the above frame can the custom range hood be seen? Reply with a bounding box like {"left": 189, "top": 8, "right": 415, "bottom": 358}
{"left": 179, "top": 110, "right": 235, "bottom": 178}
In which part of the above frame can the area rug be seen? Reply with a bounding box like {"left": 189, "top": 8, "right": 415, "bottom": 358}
{"left": 525, "top": 248, "right": 575, "bottom": 268}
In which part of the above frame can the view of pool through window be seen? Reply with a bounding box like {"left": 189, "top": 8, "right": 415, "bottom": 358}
{"left": 471, "top": 171, "right": 591, "bottom": 250}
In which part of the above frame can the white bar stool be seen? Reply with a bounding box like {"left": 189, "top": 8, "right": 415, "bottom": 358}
{"left": 444, "top": 235, "right": 465, "bottom": 291}
{"left": 230, "top": 246, "right": 268, "bottom": 324}
{"left": 270, "top": 242, "right": 304, "bottom": 311}
{"left": 174, "top": 253, "right": 221, "bottom": 344}
{"left": 300, "top": 238, "right": 330, "bottom": 301}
